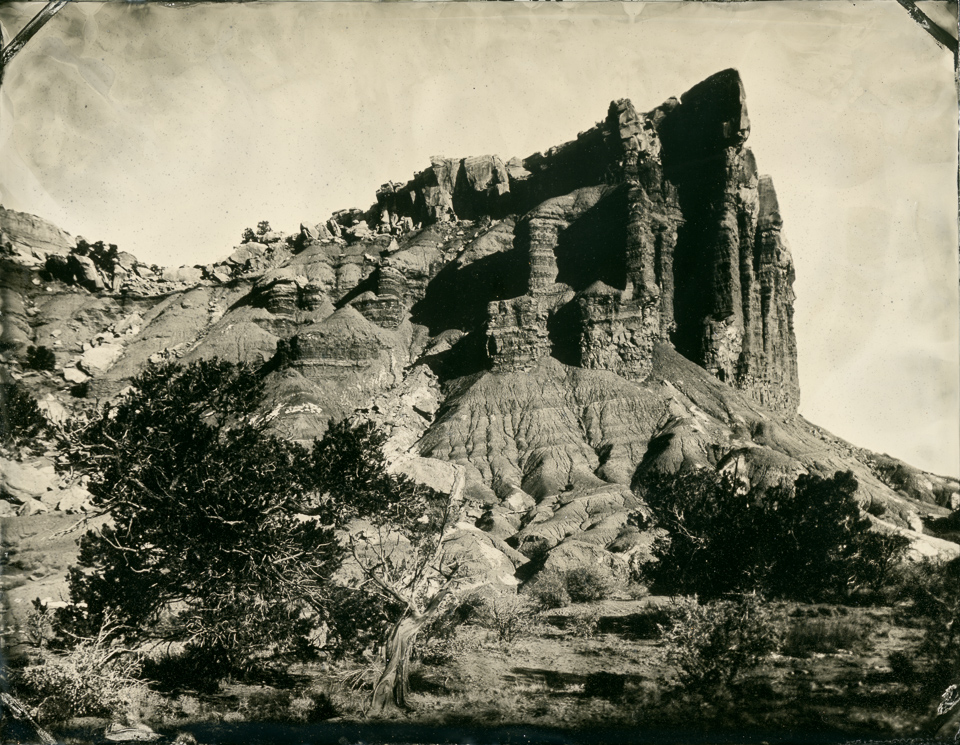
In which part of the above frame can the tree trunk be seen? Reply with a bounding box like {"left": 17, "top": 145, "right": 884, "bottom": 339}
{"left": 368, "top": 587, "right": 455, "bottom": 716}
{"left": 0, "top": 692, "right": 58, "bottom": 745}
{"left": 368, "top": 612, "right": 428, "bottom": 715}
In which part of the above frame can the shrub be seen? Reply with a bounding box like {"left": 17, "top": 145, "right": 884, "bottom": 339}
{"left": 781, "top": 617, "right": 870, "bottom": 657}
{"left": 564, "top": 565, "right": 615, "bottom": 603}
{"left": 14, "top": 620, "right": 145, "bottom": 722}
{"left": 525, "top": 565, "right": 616, "bottom": 609}
{"left": 661, "top": 594, "right": 783, "bottom": 693}
{"left": 1, "top": 381, "right": 48, "bottom": 444}
{"left": 518, "top": 536, "right": 551, "bottom": 565}
{"left": 888, "top": 650, "right": 916, "bottom": 681}
{"left": 240, "top": 689, "right": 332, "bottom": 723}
{"left": 525, "top": 569, "right": 571, "bottom": 610}
{"left": 568, "top": 608, "right": 601, "bottom": 638}
{"left": 25, "top": 345, "right": 56, "bottom": 371}
{"left": 637, "top": 469, "right": 910, "bottom": 602}
{"left": 288, "top": 692, "right": 337, "bottom": 722}
{"left": 893, "top": 557, "right": 960, "bottom": 689}
{"left": 257, "top": 221, "right": 271, "bottom": 236}
{"left": 241, "top": 227, "right": 256, "bottom": 243}
{"left": 482, "top": 594, "right": 535, "bottom": 644}
{"left": 23, "top": 598, "right": 54, "bottom": 650}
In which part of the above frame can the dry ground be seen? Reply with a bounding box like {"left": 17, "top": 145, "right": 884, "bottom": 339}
{"left": 1, "top": 515, "right": 954, "bottom": 744}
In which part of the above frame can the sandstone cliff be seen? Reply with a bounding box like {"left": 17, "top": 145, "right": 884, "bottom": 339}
{"left": 1, "top": 70, "right": 956, "bottom": 582}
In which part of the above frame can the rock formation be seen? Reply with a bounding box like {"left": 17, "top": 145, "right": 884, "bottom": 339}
{"left": 0, "top": 69, "right": 956, "bottom": 582}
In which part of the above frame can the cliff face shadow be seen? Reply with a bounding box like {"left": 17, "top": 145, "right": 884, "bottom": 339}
{"left": 411, "top": 248, "right": 528, "bottom": 335}
{"left": 554, "top": 190, "right": 628, "bottom": 293}
{"left": 418, "top": 329, "right": 491, "bottom": 382}
{"left": 547, "top": 299, "right": 582, "bottom": 367}
{"left": 663, "top": 157, "right": 726, "bottom": 366}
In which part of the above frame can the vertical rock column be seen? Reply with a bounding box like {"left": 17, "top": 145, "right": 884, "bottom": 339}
{"left": 524, "top": 217, "right": 561, "bottom": 293}
{"left": 656, "top": 68, "right": 799, "bottom": 411}
{"left": 576, "top": 149, "right": 684, "bottom": 381}
{"left": 699, "top": 147, "right": 751, "bottom": 384}
{"left": 486, "top": 296, "right": 551, "bottom": 371}
{"left": 738, "top": 176, "right": 799, "bottom": 410}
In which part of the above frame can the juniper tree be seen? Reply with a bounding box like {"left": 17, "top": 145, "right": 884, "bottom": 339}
{"left": 59, "top": 359, "right": 338, "bottom": 680}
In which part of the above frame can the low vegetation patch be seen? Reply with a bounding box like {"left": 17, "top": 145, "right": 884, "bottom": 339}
{"left": 24, "top": 344, "right": 56, "bottom": 372}
{"left": 781, "top": 617, "right": 871, "bottom": 657}
{"left": 525, "top": 564, "right": 616, "bottom": 610}
{"left": 12, "top": 619, "right": 148, "bottom": 724}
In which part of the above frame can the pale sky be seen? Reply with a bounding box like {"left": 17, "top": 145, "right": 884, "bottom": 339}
{"left": 0, "top": 1, "right": 957, "bottom": 478}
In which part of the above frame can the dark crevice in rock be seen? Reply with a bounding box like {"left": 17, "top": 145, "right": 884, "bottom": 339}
{"left": 554, "top": 189, "right": 628, "bottom": 293}
{"left": 333, "top": 272, "right": 378, "bottom": 310}
{"left": 418, "top": 329, "right": 490, "bottom": 383}
{"left": 410, "top": 248, "right": 528, "bottom": 335}
{"left": 546, "top": 300, "right": 581, "bottom": 367}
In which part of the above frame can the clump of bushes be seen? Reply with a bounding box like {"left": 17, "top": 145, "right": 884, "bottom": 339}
{"left": 660, "top": 594, "right": 783, "bottom": 693}
{"left": 1, "top": 381, "right": 48, "bottom": 445}
{"left": 25, "top": 345, "right": 56, "bottom": 372}
{"left": 13, "top": 619, "right": 147, "bottom": 723}
{"left": 564, "top": 565, "right": 615, "bottom": 603}
{"left": 482, "top": 594, "right": 536, "bottom": 644}
{"left": 635, "top": 469, "right": 911, "bottom": 602}
{"left": 891, "top": 556, "right": 960, "bottom": 690}
{"left": 525, "top": 564, "right": 616, "bottom": 609}
{"left": 526, "top": 569, "right": 570, "bottom": 609}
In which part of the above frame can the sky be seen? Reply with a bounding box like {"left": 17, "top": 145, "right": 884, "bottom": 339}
{"left": 0, "top": 1, "right": 957, "bottom": 477}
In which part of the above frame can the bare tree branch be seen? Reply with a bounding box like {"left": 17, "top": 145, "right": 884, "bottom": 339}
{"left": 0, "top": 1, "right": 72, "bottom": 86}
{"left": 896, "top": 0, "right": 959, "bottom": 54}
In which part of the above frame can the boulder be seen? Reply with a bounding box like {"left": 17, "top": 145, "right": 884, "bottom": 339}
{"left": 104, "top": 723, "right": 160, "bottom": 742}
{"left": 0, "top": 459, "right": 57, "bottom": 504}
{"left": 18, "top": 498, "right": 50, "bottom": 516}
{"left": 344, "top": 222, "right": 373, "bottom": 243}
{"left": 227, "top": 243, "right": 265, "bottom": 266}
{"left": 63, "top": 365, "right": 90, "bottom": 384}
{"left": 161, "top": 266, "right": 203, "bottom": 284}
{"left": 114, "top": 311, "right": 144, "bottom": 336}
{"left": 78, "top": 343, "right": 124, "bottom": 376}
{"left": 57, "top": 485, "right": 94, "bottom": 513}
{"left": 300, "top": 222, "right": 319, "bottom": 241}
{"left": 68, "top": 254, "right": 105, "bottom": 291}
{"left": 115, "top": 251, "right": 139, "bottom": 271}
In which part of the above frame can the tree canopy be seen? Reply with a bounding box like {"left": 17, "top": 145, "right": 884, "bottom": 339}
{"left": 58, "top": 359, "right": 468, "bottom": 707}
{"left": 636, "top": 468, "right": 910, "bottom": 602}
{"left": 60, "top": 360, "right": 338, "bottom": 680}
